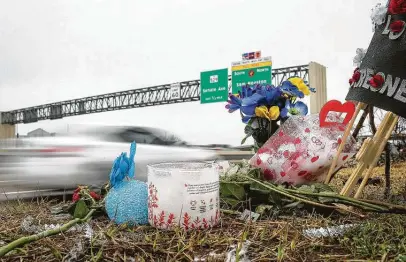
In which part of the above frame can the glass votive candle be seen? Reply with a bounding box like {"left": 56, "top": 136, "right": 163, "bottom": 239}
{"left": 147, "top": 162, "right": 220, "bottom": 230}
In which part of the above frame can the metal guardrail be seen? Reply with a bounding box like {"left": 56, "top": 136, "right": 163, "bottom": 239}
{"left": 216, "top": 150, "right": 254, "bottom": 161}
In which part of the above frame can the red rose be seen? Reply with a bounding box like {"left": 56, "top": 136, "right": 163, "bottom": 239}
{"left": 352, "top": 71, "right": 361, "bottom": 82}
{"left": 89, "top": 191, "right": 101, "bottom": 200}
{"left": 389, "top": 0, "right": 406, "bottom": 14}
{"left": 72, "top": 192, "right": 80, "bottom": 202}
{"left": 368, "top": 74, "right": 385, "bottom": 89}
{"left": 349, "top": 70, "right": 361, "bottom": 85}
{"left": 390, "top": 20, "right": 405, "bottom": 33}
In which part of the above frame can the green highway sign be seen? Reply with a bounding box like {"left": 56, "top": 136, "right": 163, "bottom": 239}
{"left": 231, "top": 57, "right": 272, "bottom": 94}
{"left": 200, "top": 68, "right": 229, "bottom": 104}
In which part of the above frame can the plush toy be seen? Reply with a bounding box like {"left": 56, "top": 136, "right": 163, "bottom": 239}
{"left": 105, "top": 141, "right": 148, "bottom": 225}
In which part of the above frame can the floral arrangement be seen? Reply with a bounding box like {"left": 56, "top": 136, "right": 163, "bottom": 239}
{"left": 226, "top": 77, "right": 315, "bottom": 150}
{"left": 370, "top": 1, "right": 406, "bottom": 33}
{"left": 72, "top": 186, "right": 102, "bottom": 203}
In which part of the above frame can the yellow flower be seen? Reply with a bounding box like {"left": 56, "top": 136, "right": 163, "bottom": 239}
{"left": 255, "top": 106, "right": 280, "bottom": 121}
{"left": 255, "top": 106, "right": 270, "bottom": 120}
{"left": 289, "top": 77, "right": 310, "bottom": 96}
{"left": 269, "top": 106, "right": 280, "bottom": 120}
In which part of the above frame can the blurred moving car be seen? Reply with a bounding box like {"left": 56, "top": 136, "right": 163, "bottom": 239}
{"left": 0, "top": 125, "right": 222, "bottom": 201}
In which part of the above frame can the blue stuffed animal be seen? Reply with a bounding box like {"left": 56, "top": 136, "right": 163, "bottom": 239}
{"left": 105, "top": 141, "right": 148, "bottom": 225}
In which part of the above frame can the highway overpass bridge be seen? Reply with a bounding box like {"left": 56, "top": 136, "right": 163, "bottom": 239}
{"left": 0, "top": 62, "right": 327, "bottom": 139}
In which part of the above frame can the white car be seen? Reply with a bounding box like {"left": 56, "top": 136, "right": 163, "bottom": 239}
{"left": 0, "top": 125, "right": 221, "bottom": 200}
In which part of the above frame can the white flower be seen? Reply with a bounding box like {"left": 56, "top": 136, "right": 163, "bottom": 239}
{"left": 370, "top": 3, "right": 388, "bottom": 32}
{"left": 353, "top": 48, "right": 367, "bottom": 67}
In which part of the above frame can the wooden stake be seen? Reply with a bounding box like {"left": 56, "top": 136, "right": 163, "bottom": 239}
{"left": 353, "top": 113, "right": 398, "bottom": 199}
{"left": 340, "top": 112, "right": 398, "bottom": 197}
{"left": 324, "top": 102, "right": 365, "bottom": 184}
{"left": 340, "top": 113, "right": 391, "bottom": 196}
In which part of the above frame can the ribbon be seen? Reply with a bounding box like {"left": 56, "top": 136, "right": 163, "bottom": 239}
{"left": 109, "top": 141, "right": 136, "bottom": 187}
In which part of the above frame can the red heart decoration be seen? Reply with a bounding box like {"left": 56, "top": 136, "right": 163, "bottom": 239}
{"left": 256, "top": 158, "right": 262, "bottom": 165}
{"left": 258, "top": 148, "right": 269, "bottom": 154}
{"left": 337, "top": 138, "right": 342, "bottom": 144}
{"left": 264, "top": 169, "right": 275, "bottom": 180}
{"left": 342, "top": 155, "right": 348, "bottom": 161}
{"left": 279, "top": 131, "right": 284, "bottom": 137}
{"left": 280, "top": 172, "right": 286, "bottom": 177}
{"left": 305, "top": 128, "right": 311, "bottom": 133}
{"left": 298, "top": 170, "right": 308, "bottom": 177}
{"left": 319, "top": 100, "right": 355, "bottom": 128}
{"left": 311, "top": 156, "right": 319, "bottom": 163}
{"left": 294, "top": 138, "right": 301, "bottom": 145}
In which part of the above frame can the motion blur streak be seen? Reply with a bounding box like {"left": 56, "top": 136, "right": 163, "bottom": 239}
{"left": 0, "top": 124, "right": 251, "bottom": 201}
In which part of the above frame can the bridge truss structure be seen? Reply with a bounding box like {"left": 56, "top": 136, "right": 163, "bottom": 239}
{"left": 1, "top": 65, "right": 309, "bottom": 125}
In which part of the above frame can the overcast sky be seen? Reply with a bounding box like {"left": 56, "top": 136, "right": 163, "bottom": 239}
{"left": 0, "top": 0, "right": 381, "bottom": 145}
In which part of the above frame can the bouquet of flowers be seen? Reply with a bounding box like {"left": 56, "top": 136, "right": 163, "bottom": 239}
{"left": 226, "top": 77, "right": 315, "bottom": 150}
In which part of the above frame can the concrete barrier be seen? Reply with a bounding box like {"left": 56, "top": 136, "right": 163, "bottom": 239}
{"left": 0, "top": 113, "right": 16, "bottom": 139}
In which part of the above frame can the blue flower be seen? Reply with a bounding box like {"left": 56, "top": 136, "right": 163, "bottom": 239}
{"left": 225, "top": 94, "right": 242, "bottom": 113}
{"left": 255, "top": 85, "right": 283, "bottom": 105}
{"left": 280, "top": 81, "right": 304, "bottom": 98}
{"left": 241, "top": 93, "right": 266, "bottom": 116}
{"left": 109, "top": 141, "right": 137, "bottom": 188}
{"left": 238, "top": 85, "right": 256, "bottom": 98}
{"left": 280, "top": 100, "right": 308, "bottom": 118}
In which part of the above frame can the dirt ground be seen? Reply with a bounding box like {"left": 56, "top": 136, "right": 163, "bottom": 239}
{"left": 0, "top": 163, "right": 405, "bottom": 262}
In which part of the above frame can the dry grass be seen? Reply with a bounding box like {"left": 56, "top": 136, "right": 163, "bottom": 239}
{"left": 0, "top": 163, "right": 406, "bottom": 262}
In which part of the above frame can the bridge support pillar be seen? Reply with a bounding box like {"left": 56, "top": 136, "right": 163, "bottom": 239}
{"left": 0, "top": 113, "right": 16, "bottom": 139}
{"left": 308, "top": 61, "right": 328, "bottom": 114}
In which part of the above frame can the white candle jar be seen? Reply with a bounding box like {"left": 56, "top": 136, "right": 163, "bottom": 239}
{"left": 147, "top": 162, "right": 220, "bottom": 230}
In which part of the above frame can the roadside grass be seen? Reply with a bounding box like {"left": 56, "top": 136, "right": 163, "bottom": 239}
{"left": 0, "top": 164, "right": 405, "bottom": 261}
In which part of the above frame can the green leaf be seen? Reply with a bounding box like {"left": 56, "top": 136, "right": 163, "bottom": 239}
{"left": 222, "top": 197, "right": 241, "bottom": 208}
{"left": 244, "top": 124, "right": 254, "bottom": 134}
{"left": 312, "top": 183, "right": 335, "bottom": 193}
{"left": 66, "top": 202, "right": 77, "bottom": 216}
{"left": 220, "top": 182, "right": 247, "bottom": 201}
{"left": 241, "top": 131, "right": 254, "bottom": 145}
{"left": 73, "top": 200, "right": 89, "bottom": 219}
{"left": 296, "top": 185, "right": 317, "bottom": 193}
{"left": 248, "top": 184, "right": 271, "bottom": 205}
{"left": 255, "top": 204, "right": 273, "bottom": 215}
{"left": 247, "top": 118, "right": 255, "bottom": 127}
{"left": 268, "top": 190, "right": 283, "bottom": 206}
